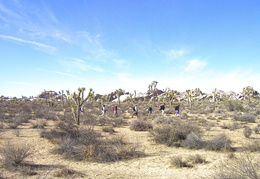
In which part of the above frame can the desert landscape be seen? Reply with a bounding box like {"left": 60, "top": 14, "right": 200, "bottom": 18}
{"left": 0, "top": 86, "right": 259, "bottom": 179}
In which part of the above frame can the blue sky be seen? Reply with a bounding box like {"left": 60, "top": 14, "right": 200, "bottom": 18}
{"left": 0, "top": 0, "right": 259, "bottom": 97}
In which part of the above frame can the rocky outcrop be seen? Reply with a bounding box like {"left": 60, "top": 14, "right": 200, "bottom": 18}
{"left": 36, "top": 91, "right": 59, "bottom": 99}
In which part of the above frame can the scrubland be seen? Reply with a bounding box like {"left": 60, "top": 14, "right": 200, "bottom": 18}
{"left": 0, "top": 98, "right": 259, "bottom": 178}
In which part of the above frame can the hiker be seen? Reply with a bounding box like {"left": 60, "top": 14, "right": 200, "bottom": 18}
{"left": 159, "top": 103, "right": 165, "bottom": 116}
{"left": 112, "top": 105, "right": 118, "bottom": 116}
{"left": 147, "top": 106, "right": 153, "bottom": 115}
{"left": 101, "top": 105, "right": 107, "bottom": 116}
{"left": 132, "top": 105, "right": 138, "bottom": 117}
{"left": 175, "top": 105, "right": 180, "bottom": 116}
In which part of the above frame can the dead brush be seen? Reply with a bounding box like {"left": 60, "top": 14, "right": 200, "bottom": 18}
{"left": 181, "top": 133, "right": 205, "bottom": 149}
{"left": 207, "top": 154, "right": 260, "bottom": 179}
{"left": 243, "top": 126, "right": 252, "bottom": 138}
{"left": 0, "top": 141, "right": 32, "bottom": 168}
{"left": 170, "top": 156, "right": 191, "bottom": 168}
{"left": 130, "top": 119, "right": 153, "bottom": 131}
{"left": 242, "top": 139, "right": 260, "bottom": 152}
{"left": 30, "top": 119, "right": 47, "bottom": 129}
{"left": 102, "top": 126, "right": 115, "bottom": 134}
{"left": 187, "top": 154, "right": 207, "bottom": 164}
{"left": 234, "top": 114, "right": 256, "bottom": 123}
{"left": 150, "top": 121, "right": 201, "bottom": 147}
{"left": 205, "top": 134, "right": 232, "bottom": 151}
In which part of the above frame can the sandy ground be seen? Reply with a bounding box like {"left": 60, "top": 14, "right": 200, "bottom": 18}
{"left": 0, "top": 114, "right": 259, "bottom": 179}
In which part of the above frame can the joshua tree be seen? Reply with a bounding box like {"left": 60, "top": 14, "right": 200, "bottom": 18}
{"left": 58, "top": 90, "right": 65, "bottom": 107}
{"left": 242, "top": 86, "right": 255, "bottom": 103}
{"left": 69, "top": 87, "right": 94, "bottom": 125}
{"left": 185, "top": 89, "right": 193, "bottom": 109}
{"left": 115, "top": 88, "right": 124, "bottom": 106}
{"left": 163, "top": 89, "right": 177, "bottom": 109}
{"left": 151, "top": 81, "right": 158, "bottom": 91}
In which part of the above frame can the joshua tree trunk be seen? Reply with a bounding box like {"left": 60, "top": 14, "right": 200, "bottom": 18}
{"left": 69, "top": 88, "right": 94, "bottom": 125}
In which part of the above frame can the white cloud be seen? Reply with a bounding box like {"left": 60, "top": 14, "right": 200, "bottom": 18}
{"left": 0, "top": 34, "right": 56, "bottom": 52}
{"left": 168, "top": 49, "right": 186, "bottom": 60}
{"left": 185, "top": 59, "right": 208, "bottom": 72}
{"left": 62, "top": 58, "right": 105, "bottom": 73}
{"left": 113, "top": 59, "right": 129, "bottom": 68}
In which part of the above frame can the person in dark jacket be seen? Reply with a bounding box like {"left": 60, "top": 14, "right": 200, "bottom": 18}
{"left": 175, "top": 105, "right": 180, "bottom": 116}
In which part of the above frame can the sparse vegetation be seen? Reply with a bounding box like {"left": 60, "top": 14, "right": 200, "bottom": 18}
{"left": 0, "top": 86, "right": 260, "bottom": 178}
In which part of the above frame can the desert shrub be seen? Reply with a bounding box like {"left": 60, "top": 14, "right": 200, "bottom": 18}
{"left": 110, "top": 117, "right": 128, "bottom": 127}
{"left": 221, "top": 122, "right": 240, "bottom": 131}
{"left": 153, "top": 117, "right": 173, "bottom": 124}
{"left": 34, "top": 110, "right": 45, "bottom": 118}
{"left": 181, "top": 133, "right": 205, "bottom": 149}
{"left": 56, "top": 122, "right": 80, "bottom": 139}
{"left": 170, "top": 156, "right": 191, "bottom": 168}
{"left": 114, "top": 144, "right": 145, "bottom": 161}
{"left": 30, "top": 119, "right": 47, "bottom": 129}
{"left": 150, "top": 122, "right": 201, "bottom": 147}
{"left": 243, "top": 127, "right": 252, "bottom": 138}
{"left": 53, "top": 137, "right": 80, "bottom": 160}
{"left": 0, "top": 122, "right": 4, "bottom": 129}
{"left": 107, "top": 135, "right": 126, "bottom": 146}
{"left": 254, "top": 109, "right": 260, "bottom": 115}
{"left": 205, "top": 134, "right": 232, "bottom": 151}
{"left": 223, "top": 100, "right": 244, "bottom": 111}
{"left": 102, "top": 127, "right": 115, "bottom": 134}
{"left": 180, "top": 112, "right": 188, "bottom": 119}
{"left": 234, "top": 114, "right": 255, "bottom": 123}
{"left": 82, "top": 117, "right": 96, "bottom": 130}
{"left": 7, "top": 119, "right": 21, "bottom": 129}
{"left": 253, "top": 125, "right": 260, "bottom": 134}
{"left": 130, "top": 120, "right": 153, "bottom": 131}
{"left": 227, "top": 152, "right": 236, "bottom": 159}
{"left": 208, "top": 154, "right": 260, "bottom": 179}
{"left": 187, "top": 154, "right": 206, "bottom": 164}
{"left": 242, "top": 140, "right": 260, "bottom": 152}
{"left": 53, "top": 168, "right": 82, "bottom": 178}
{"left": 40, "top": 129, "right": 66, "bottom": 143}
{"left": 20, "top": 103, "right": 32, "bottom": 113}
{"left": 12, "top": 129, "right": 20, "bottom": 137}
{"left": 0, "top": 142, "right": 31, "bottom": 168}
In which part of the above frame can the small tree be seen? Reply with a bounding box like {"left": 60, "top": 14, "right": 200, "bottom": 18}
{"left": 69, "top": 88, "right": 94, "bottom": 125}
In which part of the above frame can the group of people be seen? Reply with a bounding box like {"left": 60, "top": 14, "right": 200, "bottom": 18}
{"left": 100, "top": 103, "right": 180, "bottom": 117}
{"left": 101, "top": 104, "right": 118, "bottom": 116}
